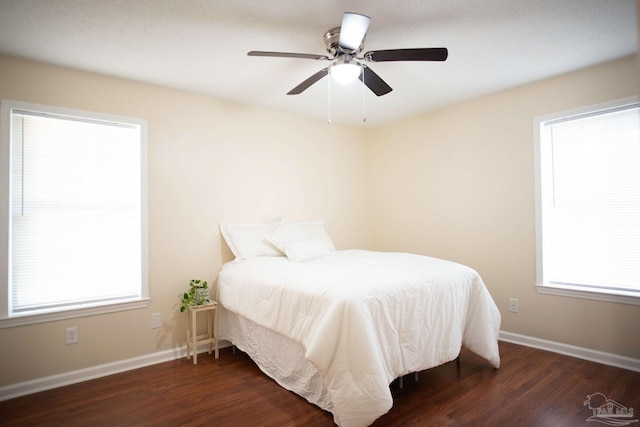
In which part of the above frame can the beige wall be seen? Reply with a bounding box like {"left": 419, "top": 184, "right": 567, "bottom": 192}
{"left": 0, "top": 55, "right": 371, "bottom": 386}
{"left": 369, "top": 55, "right": 640, "bottom": 359}
{"left": 0, "top": 53, "right": 639, "bottom": 390}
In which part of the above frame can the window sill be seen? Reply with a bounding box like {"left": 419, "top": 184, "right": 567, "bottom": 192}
{"left": 535, "top": 284, "right": 640, "bottom": 306}
{"left": 0, "top": 298, "right": 150, "bottom": 328}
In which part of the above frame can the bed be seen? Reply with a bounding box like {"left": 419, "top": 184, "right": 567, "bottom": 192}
{"left": 217, "top": 219, "right": 501, "bottom": 427}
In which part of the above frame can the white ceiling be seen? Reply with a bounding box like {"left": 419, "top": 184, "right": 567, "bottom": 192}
{"left": 0, "top": 0, "right": 637, "bottom": 126}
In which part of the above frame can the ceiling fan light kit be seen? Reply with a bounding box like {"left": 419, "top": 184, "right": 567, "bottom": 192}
{"left": 330, "top": 57, "right": 361, "bottom": 84}
{"left": 248, "top": 11, "right": 448, "bottom": 119}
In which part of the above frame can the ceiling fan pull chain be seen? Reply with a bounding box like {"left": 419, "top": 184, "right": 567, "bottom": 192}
{"left": 362, "top": 65, "right": 367, "bottom": 122}
{"left": 327, "top": 71, "right": 332, "bottom": 124}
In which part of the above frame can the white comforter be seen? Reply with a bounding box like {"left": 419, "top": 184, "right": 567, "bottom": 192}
{"left": 218, "top": 250, "right": 501, "bottom": 427}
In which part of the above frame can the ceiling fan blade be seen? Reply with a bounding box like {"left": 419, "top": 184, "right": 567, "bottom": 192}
{"left": 287, "top": 68, "right": 329, "bottom": 95}
{"left": 338, "top": 12, "right": 371, "bottom": 51}
{"left": 359, "top": 65, "right": 392, "bottom": 96}
{"left": 248, "top": 51, "right": 329, "bottom": 60}
{"left": 364, "top": 48, "right": 448, "bottom": 62}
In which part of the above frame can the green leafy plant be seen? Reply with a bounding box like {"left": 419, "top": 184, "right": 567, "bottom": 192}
{"left": 180, "top": 279, "right": 209, "bottom": 312}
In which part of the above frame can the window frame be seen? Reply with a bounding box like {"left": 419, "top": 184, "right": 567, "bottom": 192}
{"left": 0, "top": 100, "right": 149, "bottom": 327}
{"left": 533, "top": 96, "right": 640, "bottom": 306}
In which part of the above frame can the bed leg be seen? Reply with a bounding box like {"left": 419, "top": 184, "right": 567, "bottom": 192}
{"left": 398, "top": 376, "right": 404, "bottom": 390}
{"left": 456, "top": 354, "right": 460, "bottom": 366}
{"left": 232, "top": 345, "right": 237, "bottom": 354}
{"left": 414, "top": 372, "right": 419, "bottom": 382}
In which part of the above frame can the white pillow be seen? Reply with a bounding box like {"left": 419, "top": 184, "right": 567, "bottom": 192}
{"left": 279, "top": 239, "right": 333, "bottom": 262}
{"left": 295, "top": 220, "right": 336, "bottom": 252}
{"left": 220, "top": 222, "right": 283, "bottom": 260}
{"left": 267, "top": 219, "right": 334, "bottom": 262}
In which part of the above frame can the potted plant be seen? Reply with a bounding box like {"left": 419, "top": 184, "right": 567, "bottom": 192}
{"left": 180, "top": 279, "right": 210, "bottom": 312}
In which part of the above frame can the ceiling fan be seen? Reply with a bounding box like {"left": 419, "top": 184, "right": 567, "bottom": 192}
{"left": 248, "top": 12, "right": 448, "bottom": 97}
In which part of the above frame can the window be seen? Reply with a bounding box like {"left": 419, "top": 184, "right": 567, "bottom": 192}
{"left": 534, "top": 97, "right": 640, "bottom": 305}
{"left": 0, "top": 100, "right": 148, "bottom": 326}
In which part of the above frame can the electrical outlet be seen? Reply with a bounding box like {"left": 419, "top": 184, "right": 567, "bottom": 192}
{"left": 66, "top": 326, "right": 79, "bottom": 344}
{"left": 509, "top": 298, "right": 519, "bottom": 313}
{"left": 151, "top": 313, "right": 162, "bottom": 329}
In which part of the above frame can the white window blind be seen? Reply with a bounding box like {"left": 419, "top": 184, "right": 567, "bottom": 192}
{"left": 2, "top": 101, "right": 148, "bottom": 320}
{"left": 536, "top": 99, "right": 640, "bottom": 300}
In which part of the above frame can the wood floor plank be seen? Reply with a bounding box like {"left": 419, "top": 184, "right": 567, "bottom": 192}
{"left": 1, "top": 341, "right": 638, "bottom": 426}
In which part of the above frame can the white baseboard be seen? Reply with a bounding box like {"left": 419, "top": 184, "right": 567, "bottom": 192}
{"left": 0, "top": 341, "right": 234, "bottom": 402}
{"left": 2, "top": 334, "right": 637, "bottom": 402}
{"left": 499, "top": 331, "right": 640, "bottom": 372}
{"left": 0, "top": 347, "right": 186, "bottom": 401}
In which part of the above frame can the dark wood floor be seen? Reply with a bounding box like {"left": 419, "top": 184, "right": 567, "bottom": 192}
{"left": 1, "top": 341, "right": 639, "bottom": 426}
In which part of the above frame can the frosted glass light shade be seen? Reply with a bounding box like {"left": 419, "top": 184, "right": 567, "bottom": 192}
{"left": 330, "top": 63, "right": 361, "bottom": 84}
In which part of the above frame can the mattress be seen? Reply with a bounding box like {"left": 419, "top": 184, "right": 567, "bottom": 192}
{"left": 218, "top": 249, "right": 501, "bottom": 426}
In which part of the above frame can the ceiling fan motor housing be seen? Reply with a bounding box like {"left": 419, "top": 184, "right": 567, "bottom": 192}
{"left": 324, "top": 27, "right": 363, "bottom": 56}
